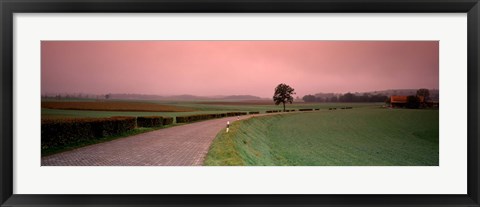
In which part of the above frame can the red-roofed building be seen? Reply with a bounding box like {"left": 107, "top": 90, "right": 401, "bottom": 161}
{"left": 389, "top": 95, "right": 434, "bottom": 108}
{"left": 390, "top": 96, "right": 408, "bottom": 108}
{"left": 390, "top": 95, "right": 428, "bottom": 108}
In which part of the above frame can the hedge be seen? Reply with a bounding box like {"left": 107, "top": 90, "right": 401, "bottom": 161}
{"left": 41, "top": 116, "right": 136, "bottom": 150}
{"left": 299, "top": 109, "right": 313, "bottom": 111}
{"left": 137, "top": 116, "right": 163, "bottom": 128}
{"left": 249, "top": 111, "right": 260, "bottom": 114}
{"left": 163, "top": 117, "right": 174, "bottom": 125}
{"left": 176, "top": 114, "right": 217, "bottom": 123}
{"left": 176, "top": 112, "right": 248, "bottom": 123}
{"left": 226, "top": 112, "right": 248, "bottom": 117}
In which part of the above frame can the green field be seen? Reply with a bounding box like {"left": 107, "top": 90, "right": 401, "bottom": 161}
{"left": 41, "top": 100, "right": 439, "bottom": 165}
{"left": 42, "top": 100, "right": 377, "bottom": 120}
{"left": 204, "top": 106, "right": 439, "bottom": 166}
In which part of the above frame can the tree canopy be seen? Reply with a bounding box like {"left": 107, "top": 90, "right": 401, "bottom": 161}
{"left": 416, "top": 88, "right": 430, "bottom": 101}
{"left": 273, "top": 83, "right": 295, "bottom": 112}
{"left": 406, "top": 95, "right": 421, "bottom": 109}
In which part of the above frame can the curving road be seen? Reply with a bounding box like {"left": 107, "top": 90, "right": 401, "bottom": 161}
{"left": 41, "top": 114, "right": 268, "bottom": 166}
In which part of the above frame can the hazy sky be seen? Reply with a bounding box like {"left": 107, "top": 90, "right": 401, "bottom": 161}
{"left": 41, "top": 41, "right": 439, "bottom": 98}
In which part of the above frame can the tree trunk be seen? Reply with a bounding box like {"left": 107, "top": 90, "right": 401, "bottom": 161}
{"left": 283, "top": 102, "right": 285, "bottom": 112}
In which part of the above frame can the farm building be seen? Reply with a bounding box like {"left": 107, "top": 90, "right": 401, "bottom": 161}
{"left": 390, "top": 95, "right": 438, "bottom": 108}
{"left": 390, "top": 96, "right": 408, "bottom": 108}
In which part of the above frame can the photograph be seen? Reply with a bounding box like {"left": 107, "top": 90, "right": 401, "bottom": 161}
{"left": 3, "top": 0, "right": 477, "bottom": 205}
{"left": 40, "top": 40, "right": 439, "bottom": 166}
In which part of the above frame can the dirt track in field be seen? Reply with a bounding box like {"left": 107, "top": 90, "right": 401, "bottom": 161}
{"left": 41, "top": 113, "right": 275, "bottom": 166}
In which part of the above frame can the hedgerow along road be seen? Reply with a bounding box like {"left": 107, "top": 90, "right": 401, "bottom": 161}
{"left": 41, "top": 113, "right": 273, "bottom": 166}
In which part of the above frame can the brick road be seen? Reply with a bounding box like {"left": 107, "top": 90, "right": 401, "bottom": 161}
{"left": 41, "top": 114, "right": 263, "bottom": 166}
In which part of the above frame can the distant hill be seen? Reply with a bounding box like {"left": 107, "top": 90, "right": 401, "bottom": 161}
{"left": 360, "top": 89, "right": 438, "bottom": 96}
{"left": 106, "top": 93, "right": 166, "bottom": 100}
{"left": 109, "top": 94, "right": 264, "bottom": 101}
{"left": 309, "top": 89, "right": 439, "bottom": 101}
{"left": 167, "top": 94, "right": 206, "bottom": 101}
{"left": 312, "top": 89, "right": 438, "bottom": 97}
{"left": 42, "top": 93, "right": 266, "bottom": 101}
{"left": 313, "top": 92, "right": 340, "bottom": 98}
{"left": 216, "top": 95, "right": 263, "bottom": 100}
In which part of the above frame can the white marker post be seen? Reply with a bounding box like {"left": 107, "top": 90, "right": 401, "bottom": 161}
{"left": 226, "top": 121, "right": 230, "bottom": 133}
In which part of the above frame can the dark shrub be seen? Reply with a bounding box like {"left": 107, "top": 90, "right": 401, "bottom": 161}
{"left": 249, "top": 111, "right": 260, "bottom": 114}
{"left": 299, "top": 109, "right": 313, "bottom": 111}
{"left": 163, "top": 117, "right": 174, "bottom": 125}
{"left": 225, "top": 112, "right": 247, "bottom": 116}
{"left": 137, "top": 116, "right": 163, "bottom": 128}
{"left": 406, "top": 96, "right": 421, "bottom": 109}
{"left": 41, "top": 116, "right": 136, "bottom": 150}
{"left": 176, "top": 112, "right": 241, "bottom": 124}
{"left": 176, "top": 116, "right": 186, "bottom": 123}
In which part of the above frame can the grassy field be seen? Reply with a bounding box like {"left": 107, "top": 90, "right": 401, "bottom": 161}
{"left": 41, "top": 99, "right": 439, "bottom": 165}
{"left": 42, "top": 99, "right": 378, "bottom": 120}
{"left": 204, "top": 106, "right": 439, "bottom": 166}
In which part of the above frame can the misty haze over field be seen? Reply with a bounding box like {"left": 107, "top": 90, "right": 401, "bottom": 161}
{"left": 42, "top": 88, "right": 439, "bottom": 102}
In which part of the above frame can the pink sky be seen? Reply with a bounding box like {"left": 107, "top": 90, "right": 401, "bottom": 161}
{"left": 41, "top": 41, "right": 438, "bottom": 98}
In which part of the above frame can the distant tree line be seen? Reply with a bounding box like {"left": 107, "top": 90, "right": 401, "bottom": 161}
{"left": 42, "top": 93, "right": 110, "bottom": 100}
{"left": 302, "top": 93, "right": 388, "bottom": 103}
{"left": 404, "top": 88, "right": 432, "bottom": 109}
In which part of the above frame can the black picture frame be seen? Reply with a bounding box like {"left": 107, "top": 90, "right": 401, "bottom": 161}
{"left": 1, "top": 0, "right": 479, "bottom": 206}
